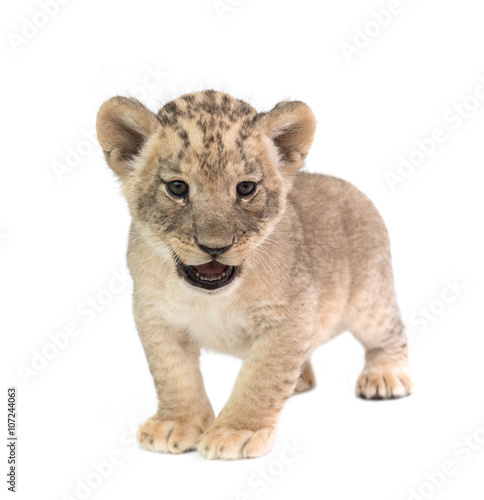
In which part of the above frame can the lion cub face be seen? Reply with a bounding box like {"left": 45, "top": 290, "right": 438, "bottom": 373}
{"left": 97, "top": 91, "right": 315, "bottom": 292}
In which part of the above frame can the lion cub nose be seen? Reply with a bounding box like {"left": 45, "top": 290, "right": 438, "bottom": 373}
{"left": 197, "top": 241, "right": 233, "bottom": 259}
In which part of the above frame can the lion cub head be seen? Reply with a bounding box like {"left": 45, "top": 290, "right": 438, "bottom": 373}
{"left": 96, "top": 90, "right": 316, "bottom": 292}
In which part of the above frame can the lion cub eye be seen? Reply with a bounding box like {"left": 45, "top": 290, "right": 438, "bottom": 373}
{"left": 237, "top": 181, "right": 256, "bottom": 197}
{"left": 167, "top": 181, "right": 188, "bottom": 198}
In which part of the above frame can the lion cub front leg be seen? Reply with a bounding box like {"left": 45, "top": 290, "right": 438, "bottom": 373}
{"left": 135, "top": 302, "right": 214, "bottom": 454}
{"left": 197, "top": 326, "right": 310, "bottom": 460}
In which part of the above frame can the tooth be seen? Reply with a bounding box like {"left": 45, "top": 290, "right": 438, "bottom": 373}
{"left": 196, "top": 272, "right": 200, "bottom": 278}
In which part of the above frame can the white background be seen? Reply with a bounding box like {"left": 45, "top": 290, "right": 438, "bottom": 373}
{"left": 2, "top": 1, "right": 484, "bottom": 499}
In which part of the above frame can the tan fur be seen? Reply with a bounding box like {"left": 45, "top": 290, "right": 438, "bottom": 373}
{"left": 96, "top": 90, "right": 413, "bottom": 460}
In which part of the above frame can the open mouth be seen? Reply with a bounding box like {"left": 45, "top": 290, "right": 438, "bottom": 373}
{"left": 177, "top": 260, "right": 238, "bottom": 290}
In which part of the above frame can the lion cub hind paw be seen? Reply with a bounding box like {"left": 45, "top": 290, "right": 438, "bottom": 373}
{"left": 293, "top": 363, "right": 317, "bottom": 395}
{"left": 356, "top": 369, "right": 413, "bottom": 400}
{"left": 197, "top": 426, "right": 276, "bottom": 460}
{"left": 137, "top": 416, "right": 205, "bottom": 454}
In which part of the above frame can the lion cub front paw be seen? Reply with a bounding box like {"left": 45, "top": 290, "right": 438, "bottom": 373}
{"left": 356, "top": 368, "right": 414, "bottom": 400}
{"left": 137, "top": 416, "right": 211, "bottom": 454}
{"left": 197, "top": 425, "right": 277, "bottom": 460}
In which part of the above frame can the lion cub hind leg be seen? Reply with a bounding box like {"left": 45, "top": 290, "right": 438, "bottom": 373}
{"left": 293, "top": 362, "right": 317, "bottom": 395}
{"left": 356, "top": 342, "right": 413, "bottom": 400}
{"left": 352, "top": 314, "right": 414, "bottom": 400}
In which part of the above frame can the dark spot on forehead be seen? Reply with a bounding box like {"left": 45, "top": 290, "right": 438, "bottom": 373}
{"left": 181, "top": 94, "right": 195, "bottom": 104}
{"left": 163, "top": 101, "right": 179, "bottom": 114}
{"left": 221, "top": 94, "right": 231, "bottom": 113}
{"left": 178, "top": 128, "right": 190, "bottom": 148}
{"left": 158, "top": 101, "right": 187, "bottom": 127}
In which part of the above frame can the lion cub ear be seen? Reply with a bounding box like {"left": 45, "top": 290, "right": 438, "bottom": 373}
{"left": 259, "top": 101, "right": 316, "bottom": 176}
{"left": 96, "top": 97, "right": 161, "bottom": 179}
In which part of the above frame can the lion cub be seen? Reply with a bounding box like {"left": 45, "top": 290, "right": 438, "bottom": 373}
{"left": 96, "top": 90, "right": 413, "bottom": 460}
